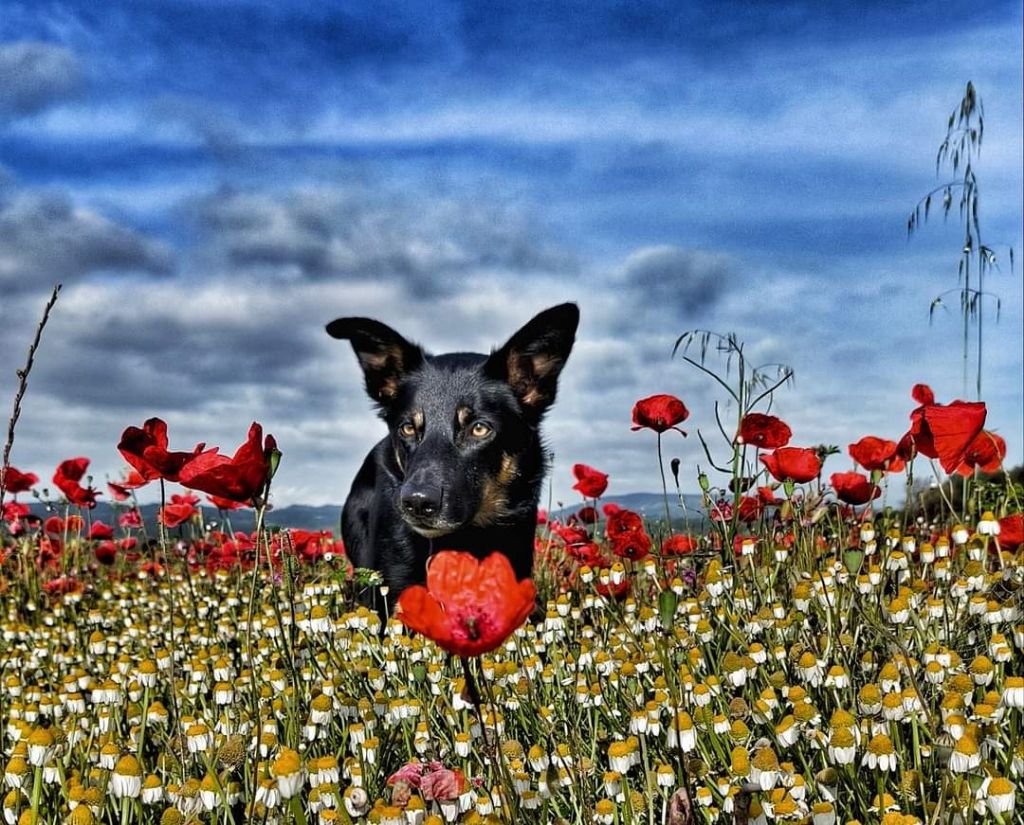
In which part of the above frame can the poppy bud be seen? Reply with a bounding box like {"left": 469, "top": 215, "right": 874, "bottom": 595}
{"left": 697, "top": 472, "right": 710, "bottom": 493}
{"left": 267, "top": 446, "right": 282, "bottom": 480}
{"left": 670, "top": 458, "right": 680, "bottom": 483}
{"left": 658, "top": 590, "right": 678, "bottom": 630}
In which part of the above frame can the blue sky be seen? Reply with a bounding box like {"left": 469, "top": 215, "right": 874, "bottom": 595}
{"left": 1, "top": 1, "right": 1021, "bottom": 508}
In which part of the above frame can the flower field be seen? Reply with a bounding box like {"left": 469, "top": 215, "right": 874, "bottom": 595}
{"left": 1, "top": 382, "right": 1022, "bottom": 825}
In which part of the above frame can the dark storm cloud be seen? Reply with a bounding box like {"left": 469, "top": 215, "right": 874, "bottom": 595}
{"left": 0, "top": 41, "right": 80, "bottom": 115}
{"left": 26, "top": 284, "right": 325, "bottom": 413}
{"left": 194, "top": 188, "right": 576, "bottom": 295}
{"left": 619, "top": 245, "right": 734, "bottom": 319}
{"left": 0, "top": 190, "right": 173, "bottom": 291}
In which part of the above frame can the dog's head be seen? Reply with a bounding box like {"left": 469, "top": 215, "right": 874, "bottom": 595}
{"left": 327, "top": 304, "right": 579, "bottom": 537}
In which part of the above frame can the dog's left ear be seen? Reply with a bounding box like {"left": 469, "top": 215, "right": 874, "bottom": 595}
{"left": 485, "top": 303, "right": 579, "bottom": 417}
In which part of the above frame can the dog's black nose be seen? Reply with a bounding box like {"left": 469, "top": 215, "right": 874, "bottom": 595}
{"left": 399, "top": 485, "right": 442, "bottom": 520}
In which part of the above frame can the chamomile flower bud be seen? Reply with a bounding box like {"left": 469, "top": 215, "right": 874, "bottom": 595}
{"left": 985, "top": 776, "right": 1017, "bottom": 816}
{"left": 978, "top": 511, "right": 1000, "bottom": 536}
{"left": 862, "top": 733, "right": 897, "bottom": 771}
{"left": 110, "top": 755, "right": 142, "bottom": 799}
{"left": 271, "top": 749, "right": 304, "bottom": 800}
{"left": 948, "top": 734, "right": 981, "bottom": 773}
{"left": 26, "top": 729, "right": 55, "bottom": 768}
{"left": 1001, "top": 676, "right": 1024, "bottom": 709}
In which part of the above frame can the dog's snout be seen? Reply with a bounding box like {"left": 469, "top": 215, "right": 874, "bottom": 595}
{"left": 399, "top": 484, "right": 443, "bottom": 520}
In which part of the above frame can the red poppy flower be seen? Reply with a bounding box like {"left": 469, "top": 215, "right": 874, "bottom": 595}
{"left": 660, "top": 534, "right": 697, "bottom": 556}
{"left": 848, "top": 436, "right": 905, "bottom": 473}
{"left": 900, "top": 387, "right": 986, "bottom": 473}
{"left": 0, "top": 466, "right": 38, "bottom": 494}
{"left": 397, "top": 551, "right": 536, "bottom": 657}
{"left": 574, "top": 505, "right": 600, "bottom": 524}
{"left": 605, "top": 508, "right": 644, "bottom": 538}
{"left": 178, "top": 422, "right": 278, "bottom": 504}
{"left": 830, "top": 471, "right": 880, "bottom": 506}
{"left": 118, "top": 510, "right": 143, "bottom": 529}
{"left": 52, "top": 458, "right": 99, "bottom": 508}
{"left": 605, "top": 507, "right": 651, "bottom": 560}
{"left": 955, "top": 430, "right": 1006, "bottom": 476}
{"left": 998, "top": 513, "right": 1023, "bottom": 551}
{"left": 87, "top": 521, "right": 114, "bottom": 540}
{"left": 287, "top": 529, "right": 334, "bottom": 562}
{"left": 631, "top": 394, "right": 689, "bottom": 434}
{"left": 571, "top": 463, "right": 609, "bottom": 498}
{"left": 159, "top": 493, "right": 199, "bottom": 528}
{"left": 2, "top": 500, "right": 30, "bottom": 523}
{"left": 550, "top": 521, "right": 590, "bottom": 548}
{"left": 757, "top": 486, "right": 780, "bottom": 505}
{"left": 610, "top": 530, "right": 651, "bottom": 561}
{"left": 736, "top": 413, "right": 792, "bottom": 449}
{"left": 42, "top": 576, "right": 83, "bottom": 597}
{"left": 95, "top": 541, "right": 117, "bottom": 565}
{"left": 206, "top": 494, "right": 246, "bottom": 511}
{"left": 737, "top": 495, "right": 764, "bottom": 522}
{"left": 118, "top": 418, "right": 208, "bottom": 483}
{"left": 567, "top": 540, "right": 603, "bottom": 566}
{"left": 760, "top": 447, "right": 822, "bottom": 484}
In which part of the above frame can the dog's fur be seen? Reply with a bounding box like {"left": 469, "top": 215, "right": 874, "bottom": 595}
{"left": 327, "top": 303, "right": 579, "bottom": 609}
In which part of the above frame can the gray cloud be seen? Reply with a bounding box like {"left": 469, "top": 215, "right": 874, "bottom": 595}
{"left": 620, "top": 245, "right": 734, "bottom": 317}
{"left": 194, "top": 187, "right": 577, "bottom": 295}
{"left": 0, "top": 41, "right": 81, "bottom": 115}
{"left": 0, "top": 191, "right": 174, "bottom": 292}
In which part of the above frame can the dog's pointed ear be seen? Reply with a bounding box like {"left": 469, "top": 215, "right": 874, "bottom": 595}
{"left": 326, "top": 317, "right": 424, "bottom": 405}
{"left": 485, "top": 303, "right": 579, "bottom": 417}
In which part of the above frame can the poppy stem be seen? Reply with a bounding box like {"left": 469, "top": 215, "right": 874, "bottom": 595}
{"left": 656, "top": 432, "right": 673, "bottom": 533}
{"left": 459, "top": 655, "right": 482, "bottom": 721}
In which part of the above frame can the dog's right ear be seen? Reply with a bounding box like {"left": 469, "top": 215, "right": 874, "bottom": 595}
{"left": 326, "top": 318, "right": 424, "bottom": 405}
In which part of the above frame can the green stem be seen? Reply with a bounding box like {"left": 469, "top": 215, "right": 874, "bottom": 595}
{"left": 29, "top": 765, "right": 42, "bottom": 825}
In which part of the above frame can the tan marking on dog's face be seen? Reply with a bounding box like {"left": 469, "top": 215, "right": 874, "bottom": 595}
{"left": 412, "top": 410, "right": 425, "bottom": 431}
{"left": 473, "top": 453, "right": 519, "bottom": 527}
{"left": 457, "top": 405, "right": 472, "bottom": 427}
{"left": 498, "top": 453, "right": 519, "bottom": 485}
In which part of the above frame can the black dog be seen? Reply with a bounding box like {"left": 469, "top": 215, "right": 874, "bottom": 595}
{"left": 327, "top": 303, "right": 579, "bottom": 609}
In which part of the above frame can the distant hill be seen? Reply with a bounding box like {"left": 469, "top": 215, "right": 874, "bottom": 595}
{"left": 19, "top": 492, "right": 707, "bottom": 535}
{"left": 550, "top": 492, "right": 707, "bottom": 527}
{"left": 21, "top": 501, "right": 341, "bottom": 534}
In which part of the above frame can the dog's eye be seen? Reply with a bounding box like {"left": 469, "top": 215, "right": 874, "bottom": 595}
{"left": 470, "top": 422, "right": 492, "bottom": 438}
{"left": 399, "top": 422, "right": 417, "bottom": 439}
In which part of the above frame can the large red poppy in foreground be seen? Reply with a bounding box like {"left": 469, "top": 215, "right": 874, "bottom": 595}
{"left": 397, "top": 551, "right": 536, "bottom": 657}
{"left": 118, "top": 418, "right": 207, "bottom": 483}
{"left": 955, "top": 430, "right": 1006, "bottom": 476}
{"left": 177, "top": 423, "right": 278, "bottom": 503}
{"left": 899, "top": 384, "right": 986, "bottom": 473}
